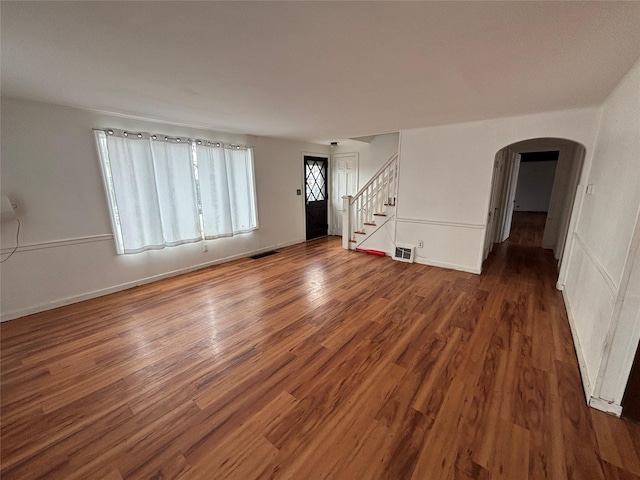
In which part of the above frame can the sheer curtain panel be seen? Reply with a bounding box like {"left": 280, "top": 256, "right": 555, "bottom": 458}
{"left": 196, "top": 144, "right": 233, "bottom": 238}
{"left": 150, "top": 140, "right": 201, "bottom": 246}
{"left": 196, "top": 144, "right": 258, "bottom": 239}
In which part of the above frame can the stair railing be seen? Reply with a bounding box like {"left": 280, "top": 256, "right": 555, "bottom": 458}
{"left": 342, "top": 153, "right": 398, "bottom": 248}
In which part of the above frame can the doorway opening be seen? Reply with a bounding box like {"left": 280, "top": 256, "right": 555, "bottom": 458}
{"left": 329, "top": 152, "right": 358, "bottom": 236}
{"left": 508, "top": 150, "right": 559, "bottom": 247}
{"left": 483, "top": 138, "right": 585, "bottom": 273}
{"left": 304, "top": 155, "right": 328, "bottom": 241}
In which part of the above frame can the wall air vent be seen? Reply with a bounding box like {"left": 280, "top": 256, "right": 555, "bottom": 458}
{"left": 393, "top": 244, "right": 415, "bottom": 263}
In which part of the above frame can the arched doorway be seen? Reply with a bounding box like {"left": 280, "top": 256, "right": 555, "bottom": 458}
{"left": 482, "top": 137, "right": 585, "bottom": 273}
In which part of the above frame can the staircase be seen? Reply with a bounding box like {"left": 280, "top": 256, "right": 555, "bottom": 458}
{"left": 342, "top": 153, "right": 398, "bottom": 253}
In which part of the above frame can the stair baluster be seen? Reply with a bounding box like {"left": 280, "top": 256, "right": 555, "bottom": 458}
{"left": 342, "top": 153, "right": 399, "bottom": 249}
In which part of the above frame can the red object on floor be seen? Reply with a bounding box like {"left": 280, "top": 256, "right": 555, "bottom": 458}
{"left": 356, "top": 248, "right": 386, "bottom": 256}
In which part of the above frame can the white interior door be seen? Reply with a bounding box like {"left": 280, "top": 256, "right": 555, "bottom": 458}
{"left": 500, "top": 152, "right": 521, "bottom": 242}
{"left": 542, "top": 147, "right": 569, "bottom": 251}
{"left": 554, "top": 147, "right": 584, "bottom": 264}
{"left": 331, "top": 153, "right": 358, "bottom": 235}
{"left": 484, "top": 153, "right": 506, "bottom": 260}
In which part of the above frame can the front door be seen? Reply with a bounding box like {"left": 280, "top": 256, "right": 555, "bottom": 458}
{"left": 304, "top": 156, "right": 328, "bottom": 240}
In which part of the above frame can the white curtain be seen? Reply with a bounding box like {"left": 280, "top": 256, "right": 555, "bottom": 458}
{"left": 197, "top": 144, "right": 257, "bottom": 239}
{"left": 150, "top": 140, "right": 201, "bottom": 246}
{"left": 196, "top": 144, "right": 233, "bottom": 238}
{"left": 95, "top": 131, "right": 200, "bottom": 254}
{"left": 95, "top": 130, "right": 258, "bottom": 255}
{"left": 226, "top": 147, "right": 258, "bottom": 233}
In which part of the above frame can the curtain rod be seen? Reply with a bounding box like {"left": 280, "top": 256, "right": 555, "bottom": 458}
{"left": 93, "top": 128, "right": 252, "bottom": 149}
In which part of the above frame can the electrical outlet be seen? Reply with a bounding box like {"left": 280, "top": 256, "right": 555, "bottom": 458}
{"left": 202, "top": 243, "right": 208, "bottom": 252}
{"left": 418, "top": 240, "right": 424, "bottom": 248}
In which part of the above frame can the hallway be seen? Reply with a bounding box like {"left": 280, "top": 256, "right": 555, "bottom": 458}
{"left": 507, "top": 211, "right": 548, "bottom": 248}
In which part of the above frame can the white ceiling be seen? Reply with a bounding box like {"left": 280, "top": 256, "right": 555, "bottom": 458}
{"left": 2, "top": 2, "right": 640, "bottom": 144}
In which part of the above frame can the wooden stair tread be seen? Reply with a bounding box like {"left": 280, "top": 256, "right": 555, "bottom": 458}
{"left": 355, "top": 231, "right": 366, "bottom": 235}
{"left": 373, "top": 213, "right": 386, "bottom": 217}
{"left": 363, "top": 222, "right": 376, "bottom": 226}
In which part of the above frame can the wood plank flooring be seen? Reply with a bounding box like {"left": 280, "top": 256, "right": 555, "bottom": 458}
{"left": 2, "top": 234, "right": 640, "bottom": 479}
{"left": 507, "top": 211, "right": 548, "bottom": 247}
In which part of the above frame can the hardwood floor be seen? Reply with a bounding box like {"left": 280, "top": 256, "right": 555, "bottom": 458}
{"left": 2, "top": 236, "right": 640, "bottom": 479}
{"left": 507, "top": 211, "right": 548, "bottom": 247}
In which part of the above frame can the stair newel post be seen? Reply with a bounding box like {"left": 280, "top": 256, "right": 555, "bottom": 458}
{"left": 342, "top": 195, "right": 353, "bottom": 250}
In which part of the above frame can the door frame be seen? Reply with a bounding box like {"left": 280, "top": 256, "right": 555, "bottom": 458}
{"left": 483, "top": 150, "right": 508, "bottom": 260}
{"left": 549, "top": 146, "right": 585, "bottom": 265}
{"left": 483, "top": 147, "right": 520, "bottom": 251}
{"left": 482, "top": 139, "right": 586, "bottom": 272}
{"left": 302, "top": 152, "right": 330, "bottom": 241}
{"left": 330, "top": 152, "right": 359, "bottom": 236}
{"left": 500, "top": 150, "right": 521, "bottom": 242}
{"left": 505, "top": 142, "right": 584, "bottom": 261}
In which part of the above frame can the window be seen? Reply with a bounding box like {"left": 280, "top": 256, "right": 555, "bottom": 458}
{"left": 95, "top": 129, "right": 258, "bottom": 254}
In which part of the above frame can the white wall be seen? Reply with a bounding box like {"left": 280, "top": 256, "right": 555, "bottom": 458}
{"left": 396, "top": 106, "right": 601, "bottom": 273}
{"left": 562, "top": 60, "right": 640, "bottom": 412}
{"left": 396, "top": 67, "right": 640, "bottom": 410}
{"left": 333, "top": 132, "right": 399, "bottom": 190}
{"left": 596, "top": 220, "right": 640, "bottom": 406}
{"left": 0, "top": 98, "right": 328, "bottom": 321}
{"left": 514, "top": 160, "right": 557, "bottom": 212}
{"left": 361, "top": 133, "right": 399, "bottom": 189}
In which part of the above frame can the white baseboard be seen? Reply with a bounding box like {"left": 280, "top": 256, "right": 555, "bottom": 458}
{"left": 589, "top": 396, "right": 623, "bottom": 417}
{"left": 1, "top": 239, "right": 304, "bottom": 323}
{"left": 551, "top": 265, "right": 624, "bottom": 417}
